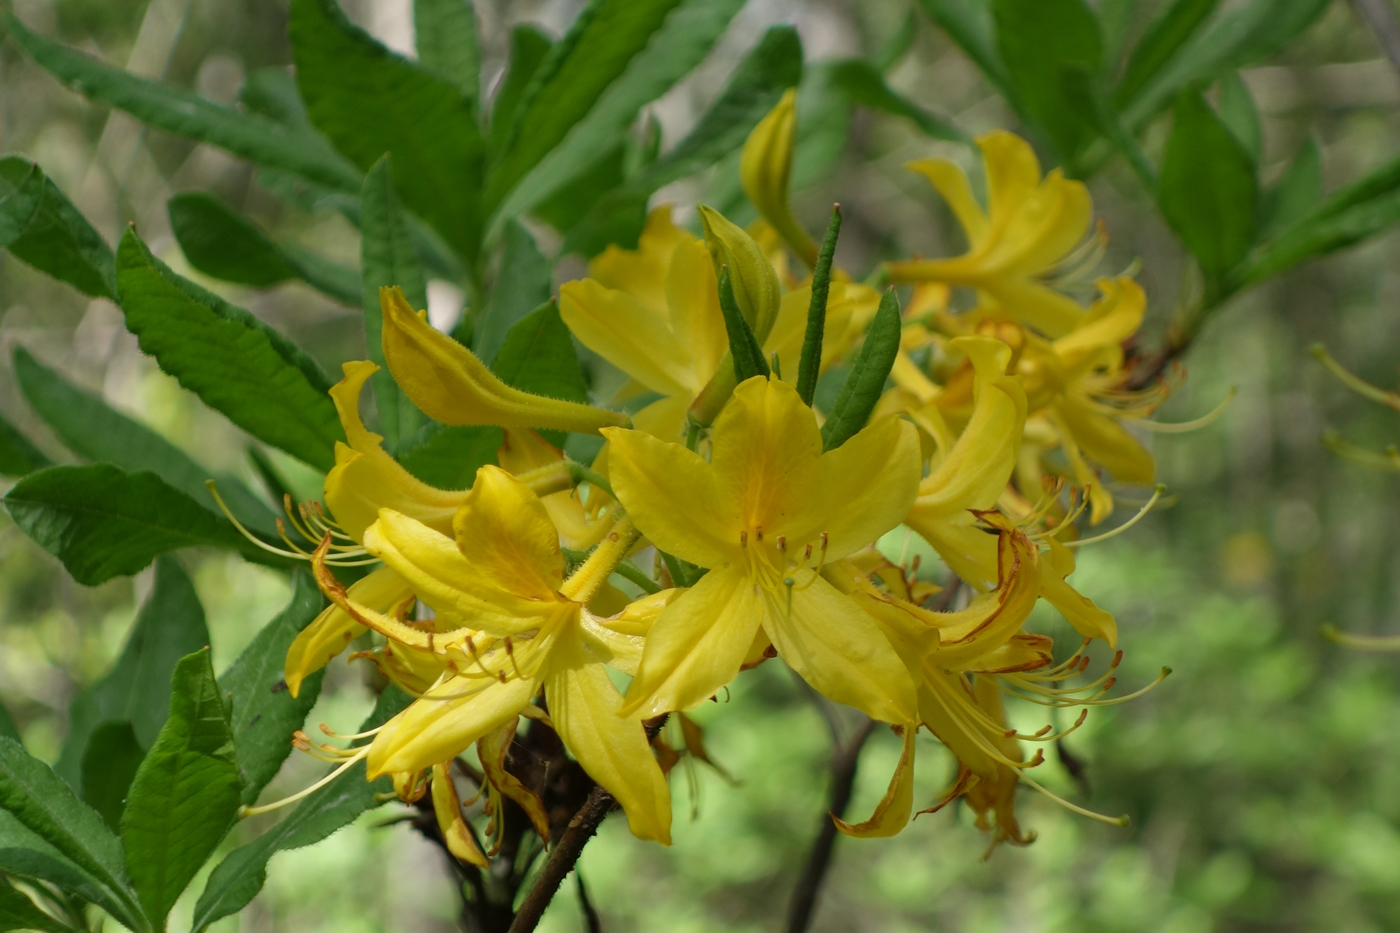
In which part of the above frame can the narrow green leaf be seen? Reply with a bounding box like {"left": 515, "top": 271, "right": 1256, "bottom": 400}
{"left": 0, "top": 737, "right": 148, "bottom": 932}
{"left": 1157, "top": 89, "right": 1256, "bottom": 277}
{"left": 291, "top": 0, "right": 484, "bottom": 262}
{"left": 79, "top": 722, "right": 146, "bottom": 832}
{"left": 1059, "top": 64, "right": 1158, "bottom": 191}
{"left": 396, "top": 424, "right": 500, "bottom": 489}
{"left": 1233, "top": 188, "right": 1400, "bottom": 289}
{"left": 1260, "top": 138, "right": 1322, "bottom": 238}
{"left": 0, "top": 413, "right": 51, "bottom": 477}
{"left": 1217, "top": 71, "right": 1260, "bottom": 163}
{"left": 874, "top": 8, "right": 918, "bottom": 72}
{"left": 237, "top": 69, "right": 309, "bottom": 127}
{"left": 718, "top": 268, "right": 770, "bottom": 384}
{"left": 3, "top": 465, "right": 266, "bottom": 586}
{"left": 190, "top": 688, "right": 413, "bottom": 933}
{"left": 167, "top": 193, "right": 360, "bottom": 305}
{"left": 529, "top": 142, "right": 628, "bottom": 235}
{"left": 0, "top": 880, "right": 76, "bottom": 933}
{"left": 791, "top": 63, "right": 853, "bottom": 193}
{"left": 562, "top": 26, "right": 803, "bottom": 256}
{"left": 915, "top": 0, "right": 1013, "bottom": 97}
{"left": 797, "top": 207, "right": 841, "bottom": 407}
{"left": 56, "top": 556, "right": 210, "bottom": 787}
{"left": 491, "top": 301, "right": 590, "bottom": 405}
{"left": 0, "top": 158, "right": 114, "bottom": 299}
{"left": 0, "top": 160, "right": 43, "bottom": 246}
{"left": 0, "top": 703, "right": 18, "bottom": 744}
{"left": 993, "top": 0, "right": 1103, "bottom": 164}
{"left": 13, "top": 347, "right": 279, "bottom": 539}
{"left": 826, "top": 59, "right": 965, "bottom": 141}
{"left": 489, "top": 26, "right": 555, "bottom": 152}
{"left": 487, "top": 0, "right": 684, "bottom": 209}
{"left": 115, "top": 229, "right": 343, "bottom": 470}
{"left": 122, "top": 650, "right": 242, "bottom": 931}
{"left": 472, "top": 220, "right": 551, "bottom": 364}
{"left": 360, "top": 156, "right": 428, "bottom": 453}
{"left": 1122, "top": 0, "right": 1329, "bottom": 129}
{"left": 491, "top": 0, "right": 744, "bottom": 227}
{"left": 0, "top": 810, "right": 127, "bottom": 924}
{"left": 220, "top": 571, "right": 326, "bottom": 804}
{"left": 1114, "top": 0, "right": 1216, "bottom": 107}
{"left": 821, "top": 289, "right": 902, "bottom": 452}
{"left": 413, "top": 0, "right": 481, "bottom": 105}
{"left": 5, "top": 16, "right": 360, "bottom": 194}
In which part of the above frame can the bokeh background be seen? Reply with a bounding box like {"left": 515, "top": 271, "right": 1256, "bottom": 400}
{"left": 4, "top": 0, "right": 1400, "bottom": 930}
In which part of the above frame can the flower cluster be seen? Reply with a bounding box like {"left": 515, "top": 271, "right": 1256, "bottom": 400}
{"left": 238, "top": 98, "right": 1184, "bottom": 857}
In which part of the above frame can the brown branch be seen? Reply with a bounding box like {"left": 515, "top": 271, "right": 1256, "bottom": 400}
{"left": 1353, "top": 0, "right": 1400, "bottom": 78}
{"left": 785, "top": 717, "right": 878, "bottom": 933}
{"left": 507, "top": 783, "right": 616, "bottom": 933}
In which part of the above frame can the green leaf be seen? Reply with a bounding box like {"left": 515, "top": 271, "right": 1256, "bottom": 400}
{"left": 1260, "top": 138, "right": 1322, "bottom": 238}
{"left": 993, "top": 0, "right": 1103, "bottom": 164}
{"left": 915, "top": 0, "right": 1012, "bottom": 98}
{"left": 1157, "top": 89, "right": 1257, "bottom": 277}
{"left": 0, "top": 737, "right": 148, "bottom": 932}
{"left": 291, "top": 0, "right": 484, "bottom": 262}
{"left": 491, "top": 301, "right": 590, "bottom": 449}
{"left": 792, "top": 63, "right": 853, "bottom": 192}
{"left": 0, "top": 158, "right": 114, "bottom": 298}
{"left": 489, "top": 26, "right": 555, "bottom": 152}
{"left": 0, "top": 702, "right": 18, "bottom": 744}
{"left": 826, "top": 59, "right": 965, "bottom": 141}
{"left": 4, "top": 16, "right": 360, "bottom": 194}
{"left": 491, "top": 0, "right": 743, "bottom": 227}
{"left": 190, "top": 688, "right": 412, "bottom": 933}
{"left": 4, "top": 465, "right": 263, "bottom": 586}
{"left": 1217, "top": 71, "right": 1260, "bottom": 163}
{"left": 414, "top": 0, "right": 480, "bottom": 105}
{"left": 0, "top": 159, "right": 43, "bottom": 247}
{"left": 360, "top": 156, "right": 428, "bottom": 453}
{"left": 13, "top": 346, "right": 279, "bottom": 540}
{"left": 115, "top": 229, "right": 342, "bottom": 471}
{"left": 487, "top": 0, "right": 684, "bottom": 210}
{"left": 79, "top": 722, "right": 146, "bottom": 832}
{"left": 1114, "top": 0, "right": 1216, "bottom": 108}
{"left": 718, "top": 267, "right": 770, "bottom": 384}
{"left": 562, "top": 26, "right": 803, "bottom": 256}
{"left": 0, "top": 810, "right": 125, "bottom": 924}
{"left": 1232, "top": 187, "right": 1400, "bottom": 289}
{"left": 237, "top": 69, "right": 309, "bottom": 127}
{"left": 797, "top": 207, "right": 841, "bottom": 407}
{"left": 167, "top": 193, "right": 360, "bottom": 305}
{"left": 395, "top": 424, "right": 501, "bottom": 489}
{"left": 56, "top": 556, "right": 210, "bottom": 786}
{"left": 220, "top": 571, "right": 326, "bottom": 805}
{"left": 0, "top": 880, "right": 76, "bottom": 932}
{"left": 821, "top": 289, "right": 902, "bottom": 452}
{"left": 472, "top": 220, "right": 551, "bottom": 364}
{"left": 0, "top": 413, "right": 51, "bottom": 477}
{"left": 1122, "top": 0, "right": 1330, "bottom": 129}
{"left": 121, "top": 650, "right": 242, "bottom": 931}
{"left": 529, "top": 142, "right": 628, "bottom": 234}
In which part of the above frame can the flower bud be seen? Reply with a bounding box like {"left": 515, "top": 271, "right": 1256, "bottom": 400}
{"left": 740, "top": 88, "right": 818, "bottom": 267}
{"left": 697, "top": 205, "right": 781, "bottom": 345}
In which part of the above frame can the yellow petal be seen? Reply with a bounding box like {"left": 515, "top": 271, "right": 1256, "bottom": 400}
{"left": 545, "top": 629, "right": 672, "bottom": 844}
{"left": 1057, "top": 398, "right": 1156, "bottom": 486}
{"left": 324, "top": 361, "right": 469, "bottom": 541}
{"left": 618, "top": 565, "right": 763, "bottom": 718}
{"left": 1040, "top": 538, "right": 1117, "bottom": 645}
{"left": 740, "top": 88, "right": 818, "bottom": 266}
{"left": 602, "top": 426, "right": 737, "bottom": 569}
{"left": 1053, "top": 278, "right": 1145, "bottom": 362}
{"left": 577, "top": 610, "right": 649, "bottom": 676}
{"left": 980, "top": 277, "right": 1086, "bottom": 339}
{"left": 431, "top": 762, "right": 489, "bottom": 867}
{"left": 588, "top": 206, "right": 688, "bottom": 313}
{"left": 558, "top": 278, "right": 693, "bottom": 398}
{"left": 834, "top": 725, "right": 916, "bottom": 838}
{"left": 379, "top": 286, "right": 627, "bottom": 433}
{"left": 698, "top": 206, "right": 782, "bottom": 343}
{"left": 665, "top": 236, "right": 728, "bottom": 393}
{"left": 605, "top": 587, "right": 684, "bottom": 637}
{"left": 630, "top": 395, "right": 689, "bottom": 442}
{"left": 978, "top": 130, "right": 1045, "bottom": 230}
{"left": 364, "top": 508, "right": 557, "bottom": 634}
{"left": 499, "top": 429, "right": 613, "bottom": 553}
{"left": 917, "top": 667, "right": 1001, "bottom": 780}
{"left": 452, "top": 465, "right": 565, "bottom": 598}
{"left": 284, "top": 566, "right": 410, "bottom": 696}
{"left": 929, "top": 530, "right": 1040, "bottom": 671}
{"left": 764, "top": 284, "right": 855, "bottom": 382}
{"left": 969, "top": 633, "right": 1055, "bottom": 674}
{"left": 368, "top": 673, "right": 539, "bottom": 778}
{"left": 478, "top": 717, "right": 550, "bottom": 840}
{"left": 763, "top": 573, "right": 917, "bottom": 723}
{"left": 905, "top": 157, "right": 987, "bottom": 245}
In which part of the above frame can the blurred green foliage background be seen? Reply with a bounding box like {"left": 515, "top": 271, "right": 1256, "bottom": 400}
{"left": 4, "top": 0, "right": 1400, "bottom": 930}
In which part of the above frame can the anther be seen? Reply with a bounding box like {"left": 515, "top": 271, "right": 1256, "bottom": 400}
{"left": 740, "top": 531, "right": 748, "bottom": 548}
{"left": 776, "top": 535, "right": 786, "bottom": 552}
{"left": 803, "top": 543, "right": 813, "bottom": 560}
{"left": 755, "top": 527, "right": 763, "bottom": 542}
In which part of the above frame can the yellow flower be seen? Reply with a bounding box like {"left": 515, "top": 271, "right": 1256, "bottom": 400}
{"left": 378, "top": 286, "right": 628, "bottom": 434}
{"left": 603, "top": 375, "right": 921, "bottom": 723}
{"left": 317, "top": 466, "right": 672, "bottom": 843}
{"left": 559, "top": 207, "right": 863, "bottom": 440}
{"left": 740, "top": 88, "right": 818, "bottom": 267}
{"left": 887, "top": 131, "right": 1093, "bottom": 338}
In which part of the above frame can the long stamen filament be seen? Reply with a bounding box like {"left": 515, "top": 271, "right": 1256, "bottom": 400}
{"left": 1063, "top": 485, "right": 1165, "bottom": 548}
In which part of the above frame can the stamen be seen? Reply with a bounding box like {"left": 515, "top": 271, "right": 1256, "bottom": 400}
{"left": 1136, "top": 386, "right": 1238, "bottom": 433}
{"left": 776, "top": 535, "right": 787, "bottom": 553}
{"left": 740, "top": 531, "right": 748, "bottom": 548}
{"left": 1063, "top": 485, "right": 1164, "bottom": 548}
{"left": 1321, "top": 624, "right": 1400, "bottom": 651}
{"left": 239, "top": 745, "right": 369, "bottom": 817}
